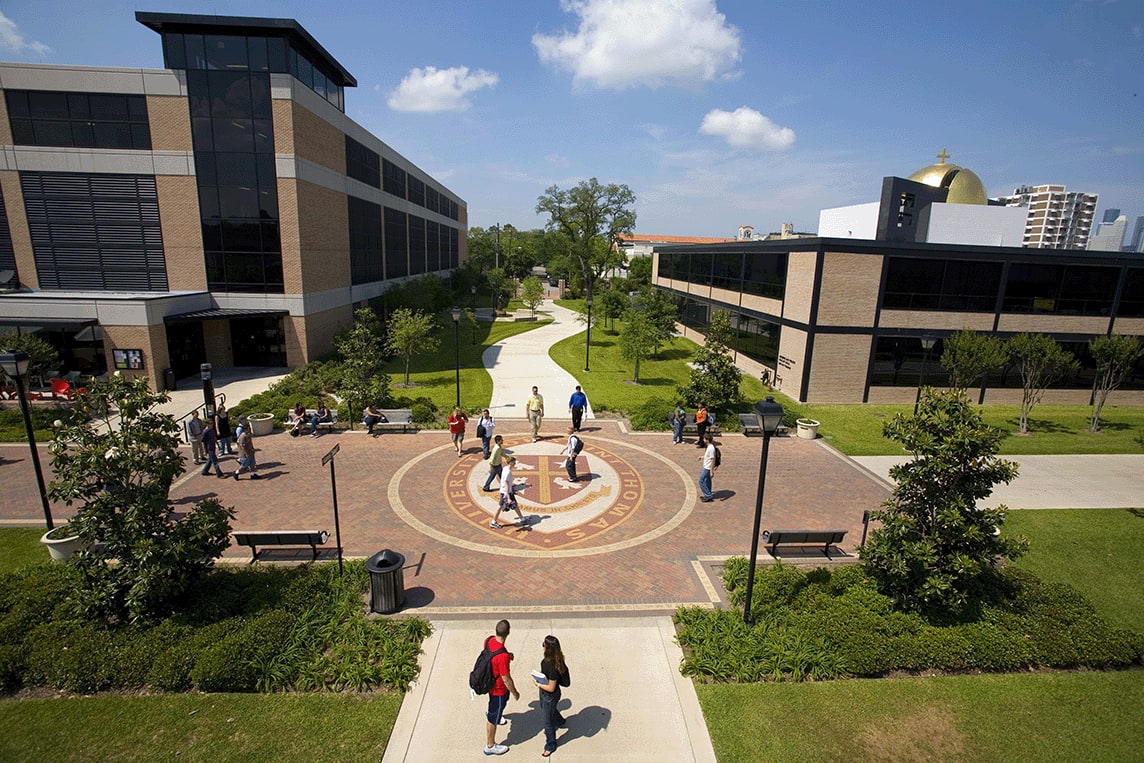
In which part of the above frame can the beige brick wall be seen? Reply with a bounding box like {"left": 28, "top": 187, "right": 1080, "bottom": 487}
{"left": 878, "top": 310, "right": 995, "bottom": 331}
{"left": 202, "top": 320, "right": 233, "bottom": 372}
{"left": 1112, "top": 318, "right": 1144, "bottom": 335}
{"left": 783, "top": 252, "right": 817, "bottom": 324}
{"left": 996, "top": 314, "right": 1111, "bottom": 335}
{"left": 272, "top": 99, "right": 294, "bottom": 154}
{"left": 286, "top": 304, "right": 353, "bottom": 366}
{"left": 740, "top": 293, "right": 783, "bottom": 317}
{"left": 290, "top": 101, "right": 345, "bottom": 175}
{"left": 816, "top": 252, "right": 882, "bottom": 327}
{"left": 295, "top": 180, "right": 349, "bottom": 294}
{"left": 277, "top": 178, "right": 302, "bottom": 294}
{"left": 156, "top": 175, "right": 206, "bottom": 290}
{"left": 805, "top": 333, "right": 872, "bottom": 403}
{"left": 0, "top": 170, "right": 37, "bottom": 288}
{"left": 0, "top": 94, "right": 11, "bottom": 144}
{"left": 776, "top": 327, "right": 808, "bottom": 400}
{"left": 146, "top": 95, "right": 192, "bottom": 152}
{"left": 102, "top": 323, "right": 169, "bottom": 391}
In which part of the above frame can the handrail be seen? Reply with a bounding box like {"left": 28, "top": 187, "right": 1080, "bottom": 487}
{"left": 177, "top": 392, "right": 227, "bottom": 442}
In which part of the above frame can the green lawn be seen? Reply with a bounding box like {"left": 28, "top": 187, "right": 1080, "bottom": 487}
{"left": 699, "top": 670, "right": 1144, "bottom": 763}
{"left": 380, "top": 316, "right": 551, "bottom": 418}
{"left": 0, "top": 527, "right": 46, "bottom": 574}
{"left": 0, "top": 693, "right": 402, "bottom": 763}
{"left": 1006, "top": 508, "right": 1144, "bottom": 633}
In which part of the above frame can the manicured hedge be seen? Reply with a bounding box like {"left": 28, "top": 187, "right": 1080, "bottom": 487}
{"left": 0, "top": 560, "right": 430, "bottom": 695}
{"left": 676, "top": 561, "right": 1144, "bottom": 682}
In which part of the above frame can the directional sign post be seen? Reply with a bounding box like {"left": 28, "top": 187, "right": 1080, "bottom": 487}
{"left": 321, "top": 442, "right": 344, "bottom": 574}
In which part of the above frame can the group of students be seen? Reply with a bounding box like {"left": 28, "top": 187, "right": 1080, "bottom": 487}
{"left": 288, "top": 401, "right": 332, "bottom": 437}
{"left": 669, "top": 401, "right": 713, "bottom": 446}
{"left": 185, "top": 403, "right": 260, "bottom": 480}
{"left": 480, "top": 620, "right": 571, "bottom": 757}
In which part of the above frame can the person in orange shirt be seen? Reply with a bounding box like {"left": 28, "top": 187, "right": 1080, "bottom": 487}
{"left": 695, "top": 403, "right": 710, "bottom": 448}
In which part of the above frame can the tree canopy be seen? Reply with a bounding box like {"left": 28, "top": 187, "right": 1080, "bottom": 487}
{"left": 939, "top": 329, "right": 1006, "bottom": 394}
{"left": 1088, "top": 334, "right": 1143, "bottom": 432}
{"left": 383, "top": 307, "right": 439, "bottom": 386}
{"left": 678, "top": 311, "right": 740, "bottom": 411}
{"left": 1006, "top": 333, "right": 1078, "bottom": 434}
{"left": 619, "top": 308, "right": 657, "bottom": 384}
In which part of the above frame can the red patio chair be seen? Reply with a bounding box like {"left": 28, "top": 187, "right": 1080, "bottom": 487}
{"left": 50, "top": 378, "right": 74, "bottom": 400}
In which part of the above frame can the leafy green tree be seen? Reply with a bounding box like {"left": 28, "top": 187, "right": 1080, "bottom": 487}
{"left": 627, "top": 255, "right": 652, "bottom": 287}
{"left": 536, "top": 178, "right": 636, "bottom": 305}
{"left": 488, "top": 267, "right": 515, "bottom": 313}
{"left": 465, "top": 226, "right": 497, "bottom": 272}
{"left": 619, "top": 309, "right": 657, "bottom": 383}
{"left": 1088, "top": 334, "right": 1143, "bottom": 432}
{"left": 939, "top": 329, "right": 1006, "bottom": 394}
{"left": 1006, "top": 333, "right": 1079, "bottom": 434}
{"left": 637, "top": 287, "right": 678, "bottom": 357}
{"left": 599, "top": 288, "right": 630, "bottom": 332}
{"left": 384, "top": 307, "right": 440, "bottom": 386}
{"left": 0, "top": 331, "right": 60, "bottom": 384}
{"left": 335, "top": 308, "right": 392, "bottom": 419}
{"left": 48, "top": 374, "right": 234, "bottom": 623}
{"left": 520, "top": 275, "right": 545, "bottom": 315}
{"left": 678, "top": 311, "right": 741, "bottom": 411}
{"left": 462, "top": 307, "right": 480, "bottom": 345}
{"left": 861, "top": 389, "right": 1025, "bottom": 615}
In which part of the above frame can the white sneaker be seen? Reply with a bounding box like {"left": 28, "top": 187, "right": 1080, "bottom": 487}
{"left": 490, "top": 520, "right": 502, "bottom": 529}
{"left": 484, "top": 743, "right": 508, "bottom": 755}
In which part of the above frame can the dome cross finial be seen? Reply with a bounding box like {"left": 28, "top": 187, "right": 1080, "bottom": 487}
{"left": 935, "top": 147, "right": 951, "bottom": 164}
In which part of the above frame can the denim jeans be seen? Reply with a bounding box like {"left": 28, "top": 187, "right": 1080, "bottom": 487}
{"left": 672, "top": 419, "right": 684, "bottom": 443}
{"left": 483, "top": 464, "right": 502, "bottom": 491}
{"left": 698, "top": 468, "right": 712, "bottom": 499}
{"left": 539, "top": 688, "right": 562, "bottom": 752}
{"left": 481, "top": 436, "right": 491, "bottom": 459}
{"left": 200, "top": 447, "right": 222, "bottom": 476}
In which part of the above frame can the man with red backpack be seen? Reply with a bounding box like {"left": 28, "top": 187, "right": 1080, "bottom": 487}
{"left": 475, "top": 619, "right": 519, "bottom": 755}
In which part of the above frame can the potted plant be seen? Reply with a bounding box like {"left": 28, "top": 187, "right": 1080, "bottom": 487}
{"left": 40, "top": 520, "right": 89, "bottom": 562}
{"left": 248, "top": 412, "right": 275, "bottom": 436}
{"left": 795, "top": 418, "right": 820, "bottom": 439}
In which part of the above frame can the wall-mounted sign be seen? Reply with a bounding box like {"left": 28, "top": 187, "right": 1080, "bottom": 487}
{"left": 113, "top": 349, "right": 144, "bottom": 370}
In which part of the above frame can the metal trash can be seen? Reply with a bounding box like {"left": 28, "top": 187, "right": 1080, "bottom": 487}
{"left": 366, "top": 549, "right": 406, "bottom": 614}
{"left": 162, "top": 368, "right": 177, "bottom": 391}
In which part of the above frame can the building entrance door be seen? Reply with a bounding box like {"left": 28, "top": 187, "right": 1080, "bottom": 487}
{"left": 229, "top": 317, "right": 286, "bottom": 367}
{"left": 165, "top": 321, "right": 205, "bottom": 380}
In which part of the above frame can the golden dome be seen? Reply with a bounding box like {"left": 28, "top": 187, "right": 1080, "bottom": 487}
{"left": 906, "top": 149, "right": 988, "bottom": 205}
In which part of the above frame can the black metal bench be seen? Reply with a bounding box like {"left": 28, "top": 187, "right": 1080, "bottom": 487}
{"left": 739, "top": 413, "right": 789, "bottom": 437}
{"left": 364, "top": 409, "right": 417, "bottom": 434}
{"left": 681, "top": 413, "right": 722, "bottom": 437}
{"left": 762, "top": 529, "right": 847, "bottom": 558}
{"left": 232, "top": 530, "right": 330, "bottom": 563}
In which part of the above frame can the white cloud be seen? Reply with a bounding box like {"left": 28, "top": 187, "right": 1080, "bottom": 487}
{"left": 533, "top": 0, "right": 740, "bottom": 89}
{"left": 0, "top": 12, "right": 49, "bottom": 56}
{"left": 699, "top": 107, "right": 795, "bottom": 151}
{"left": 387, "top": 66, "right": 498, "bottom": 112}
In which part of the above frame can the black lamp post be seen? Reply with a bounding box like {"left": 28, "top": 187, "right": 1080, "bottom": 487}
{"left": 913, "top": 335, "right": 937, "bottom": 415}
{"left": 470, "top": 287, "right": 478, "bottom": 343}
{"left": 451, "top": 307, "right": 462, "bottom": 408}
{"left": 743, "top": 395, "right": 785, "bottom": 624}
{"left": 584, "top": 295, "right": 594, "bottom": 373}
{"left": 0, "top": 350, "right": 54, "bottom": 529}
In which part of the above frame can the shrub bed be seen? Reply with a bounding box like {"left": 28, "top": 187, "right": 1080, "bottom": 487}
{"left": 675, "top": 561, "right": 1144, "bottom": 682}
{"left": 0, "top": 560, "right": 430, "bottom": 695}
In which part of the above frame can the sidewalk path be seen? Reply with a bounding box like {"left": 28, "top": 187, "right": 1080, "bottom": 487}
{"left": 485, "top": 302, "right": 594, "bottom": 423}
{"left": 382, "top": 616, "right": 715, "bottom": 763}
{"left": 852, "top": 454, "right": 1144, "bottom": 509}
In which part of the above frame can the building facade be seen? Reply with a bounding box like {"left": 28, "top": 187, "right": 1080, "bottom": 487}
{"left": 0, "top": 12, "right": 465, "bottom": 388}
{"left": 994, "top": 184, "right": 1098, "bottom": 250}
{"left": 1088, "top": 213, "right": 1128, "bottom": 252}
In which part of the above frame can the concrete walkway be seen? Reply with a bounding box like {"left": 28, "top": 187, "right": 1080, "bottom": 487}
{"left": 485, "top": 302, "right": 594, "bottom": 423}
{"left": 852, "top": 454, "right": 1144, "bottom": 509}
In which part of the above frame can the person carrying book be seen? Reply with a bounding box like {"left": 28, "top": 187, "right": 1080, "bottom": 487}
{"left": 534, "top": 634, "right": 571, "bottom": 757}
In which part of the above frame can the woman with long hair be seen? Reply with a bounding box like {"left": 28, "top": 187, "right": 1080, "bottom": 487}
{"left": 536, "top": 634, "right": 570, "bottom": 756}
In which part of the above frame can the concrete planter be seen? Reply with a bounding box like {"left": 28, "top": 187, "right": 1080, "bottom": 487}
{"left": 796, "top": 418, "right": 820, "bottom": 440}
{"left": 249, "top": 413, "right": 275, "bottom": 436}
{"left": 41, "top": 527, "right": 89, "bottom": 562}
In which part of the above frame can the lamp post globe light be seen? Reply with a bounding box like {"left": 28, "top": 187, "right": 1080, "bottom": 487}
{"left": 913, "top": 334, "right": 937, "bottom": 415}
{"left": 742, "top": 395, "right": 785, "bottom": 625}
{"left": 0, "top": 349, "right": 54, "bottom": 529}
{"left": 451, "top": 307, "right": 462, "bottom": 409}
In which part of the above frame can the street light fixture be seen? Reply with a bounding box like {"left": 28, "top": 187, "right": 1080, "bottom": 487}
{"left": 470, "top": 286, "right": 478, "bottom": 343}
{"left": 914, "top": 335, "right": 937, "bottom": 415}
{"left": 743, "top": 395, "right": 785, "bottom": 625}
{"left": 584, "top": 295, "right": 594, "bottom": 373}
{"left": 451, "top": 308, "right": 462, "bottom": 409}
{"left": 0, "top": 349, "right": 54, "bottom": 529}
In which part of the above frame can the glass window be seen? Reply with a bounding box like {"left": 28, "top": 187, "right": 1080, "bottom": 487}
{"left": 194, "top": 152, "right": 217, "bottom": 185}
{"left": 409, "top": 215, "right": 426, "bottom": 274}
{"left": 212, "top": 119, "right": 254, "bottom": 152}
{"left": 257, "top": 189, "right": 277, "bottom": 218}
{"left": 209, "top": 70, "right": 252, "bottom": 118}
{"left": 130, "top": 124, "right": 152, "bottom": 150}
{"left": 184, "top": 34, "right": 206, "bottom": 69}
{"left": 385, "top": 206, "right": 408, "bottom": 279}
{"left": 215, "top": 153, "right": 258, "bottom": 186}
{"left": 1057, "top": 265, "right": 1117, "bottom": 315}
{"left": 408, "top": 176, "right": 425, "bottom": 207}
{"left": 884, "top": 258, "right": 943, "bottom": 309}
{"left": 247, "top": 37, "right": 268, "bottom": 71}
{"left": 266, "top": 37, "right": 287, "bottom": 72}
{"left": 1003, "top": 263, "right": 1063, "bottom": 313}
{"left": 71, "top": 122, "right": 95, "bottom": 147}
{"left": 249, "top": 74, "right": 272, "bottom": 118}
{"left": 742, "top": 252, "right": 786, "bottom": 298}
{"left": 297, "top": 55, "right": 313, "bottom": 88}
{"left": 34, "top": 120, "right": 73, "bottom": 145}
{"left": 28, "top": 92, "right": 68, "bottom": 119}
{"left": 197, "top": 186, "right": 220, "bottom": 219}
{"left": 253, "top": 120, "right": 274, "bottom": 153}
{"left": 205, "top": 35, "right": 248, "bottom": 70}
{"left": 191, "top": 118, "right": 215, "bottom": 150}
{"left": 383, "top": 159, "right": 407, "bottom": 197}
{"left": 67, "top": 93, "right": 90, "bottom": 119}
{"left": 201, "top": 222, "right": 222, "bottom": 251}
{"left": 217, "top": 186, "right": 260, "bottom": 219}
{"left": 88, "top": 94, "right": 127, "bottom": 120}
{"left": 220, "top": 220, "right": 262, "bottom": 252}
{"left": 163, "top": 32, "right": 186, "bottom": 69}
{"left": 1120, "top": 269, "right": 1144, "bottom": 317}
{"left": 5, "top": 91, "right": 29, "bottom": 117}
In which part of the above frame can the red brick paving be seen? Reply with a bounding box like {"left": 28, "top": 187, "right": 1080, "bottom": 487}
{"left": 1, "top": 424, "right": 888, "bottom": 612}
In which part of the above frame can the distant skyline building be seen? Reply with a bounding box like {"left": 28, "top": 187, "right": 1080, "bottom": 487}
{"left": 1129, "top": 215, "right": 1144, "bottom": 253}
{"left": 1089, "top": 213, "right": 1129, "bottom": 252}
{"left": 993, "top": 185, "right": 1098, "bottom": 249}
{"left": 1102, "top": 208, "right": 1122, "bottom": 223}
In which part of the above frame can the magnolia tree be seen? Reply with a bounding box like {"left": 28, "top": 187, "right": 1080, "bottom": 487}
{"left": 48, "top": 373, "right": 234, "bottom": 623}
{"left": 861, "top": 390, "right": 1026, "bottom": 615}
{"left": 678, "top": 311, "right": 741, "bottom": 412}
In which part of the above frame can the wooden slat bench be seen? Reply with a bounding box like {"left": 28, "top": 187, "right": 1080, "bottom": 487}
{"left": 762, "top": 529, "right": 847, "bottom": 558}
{"left": 232, "top": 530, "right": 330, "bottom": 563}
{"left": 364, "top": 409, "right": 416, "bottom": 434}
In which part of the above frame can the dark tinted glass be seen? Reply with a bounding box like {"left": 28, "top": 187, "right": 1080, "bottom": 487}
{"left": 28, "top": 92, "right": 68, "bottom": 118}
{"left": 163, "top": 32, "right": 186, "bottom": 69}
{"left": 247, "top": 37, "right": 268, "bottom": 71}
{"left": 205, "top": 35, "right": 248, "bottom": 70}
{"left": 89, "top": 94, "right": 128, "bottom": 120}
{"left": 209, "top": 70, "right": 251, "bottom": 118}
{"left": 1119, "top": 269, "right": 1144, "bottom": 317}
{"left": 212, "top": 119, "right": 254, "bottom": 152}
{"left": 4, "top": 91, "right": 29, "bottom": 117}
{"left": 185, "top": 35, "right": 205, "bottom": 69}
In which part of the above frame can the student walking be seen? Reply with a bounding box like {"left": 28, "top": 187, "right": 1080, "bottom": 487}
{"left": 187, "top": 409, "right": 205, "bottom": 464}
{"left": 481, "top": 619, "right": 519, "bottom": 756}
{"left": 698, "top": 432, "right": 717, "bottom": 501}
{"left": 233, "top": 418, "right": 260, "bottom": 480}
{"left": 449, "top": 407, "right": 469, "bottom": 457}
{"left": 491, "top": 455, "right": 526, "bottom": 528}
{"left": 483, "top": 434, "right": 506, "bottom": 492}
{"left": 199, "top": 419, "right": 224, "bottom": 477}
{"left": 567, "top": 385, "right": 587, "bottom": 432}
{"left": 476, "top": 408, "right": 496, "bottom": 458}
{"left": 526, "top": 386, "right": 545, "bottom": 442}
{"left": 672, "top": 402, "right": 687, "bottom": 445}
{"left": 564, "top": 427, "right": 582, "bottom": 482}
{"left": 536, "top": 634, "right": 571, "bottom": 757}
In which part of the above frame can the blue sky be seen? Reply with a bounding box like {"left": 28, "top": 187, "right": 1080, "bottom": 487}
{"left": 2, "top": 0, "right": 1141, "bottom": 239}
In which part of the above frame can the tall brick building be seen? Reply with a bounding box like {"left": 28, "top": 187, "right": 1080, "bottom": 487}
{"left": 0, "top": 12, "right": 465, "bottom": 389}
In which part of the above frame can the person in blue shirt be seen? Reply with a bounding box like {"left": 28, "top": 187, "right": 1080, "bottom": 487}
{"left": 568, "top": 385, "right": 588, "bottom": 432}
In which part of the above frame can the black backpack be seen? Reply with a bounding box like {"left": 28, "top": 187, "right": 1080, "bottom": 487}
{"left": 713, "top": 446, "right": 722, "bottom": 468}
{"left": 572, "top": 436, "right": 584, "bottom": 455}
{"left": 469, "top": 636, "right": 507, "bottom": 695}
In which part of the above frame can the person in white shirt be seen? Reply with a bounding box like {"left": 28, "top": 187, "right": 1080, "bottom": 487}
{"left": 564, "top": 427, "right": 582, "bottom": 482}
{"left": 698, "top": 433, "right": 717, "bottom": 502}
{"left": 476, "top": 408, "right": 496, "bottom": 459}
{"left": 491, "top": 456, "right": 527, "bottom": 528}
